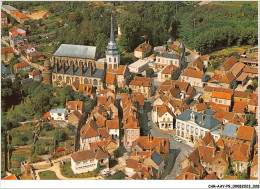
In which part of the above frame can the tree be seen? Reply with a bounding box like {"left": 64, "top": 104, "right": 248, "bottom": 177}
{"left": 96, "top": 33, "right": 109, "bottom": 59}
{"left": 251, "top": 79, "right": 258, "bottom": 91}
{"left": 54, "top": 130, "right": 67, "bottom": 142}
{"left": 246, "top": 113, "right": 256, "bottom": 126}
{"left": 146, "top": 68, "right": 154, "bottom": 77}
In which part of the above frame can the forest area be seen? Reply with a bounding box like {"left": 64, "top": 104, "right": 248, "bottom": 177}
{"left": 4, "top": 1, "right": 258, "bottom": 56}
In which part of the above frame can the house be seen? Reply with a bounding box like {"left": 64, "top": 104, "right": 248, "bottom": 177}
{"left": 176, "top": 110, "right": 222, "bottom": 143}
{"left": 105, "top": 73, "right": 117, "bottom": 91}
{"left": 192, "top": 103, "right": 207, "bottom": 113}
{"left": 216, "top": 56, "right": 239, "bottom": 75}
{"left": 123, "top": 116, "right": 140, "bottom": 149}
{"left": 50, "top": 108, "right": 67, "bottom": 121}
{"left": 157, "top": 64, "right": 180, "bottom": 82}
{"left": 9, "top": 26, "right": 26, "bottom": 38}
{"left": 180, "top": 69, "right": 205, "bottom": 88}
{"left": 188, "top": 57, "right": 205, "bottom": 71}
{"left": 106, "top": 119, "right": 119, "bottom": 141}
{"left": 71, "top": 146, "right": 109, "bottom": 174}
{"left": 66, "top": 100, "right": 83, "bottom": 114}
{"left": 132, "top": 92, "right": 145, "bottom": 114}
{"left": 210, "top": 91, "right": 232, "bottom": 111}
{"left": 219, "top": 72, "right": 237, "bottom": 89}
{"left": 250, "top": 141, "right": 258, "bottom": 179}
{"left": 152, "top": 104, "right": 175, "bottom": 131}
{"left": 236, "top": 125, "right": 256, "bottom": 147}
{"left": 230, "top": 142, "right": 251, "bottom": 174}
{"left": 29, "top": 70, "right": 41, "bottom": 81}
{"left": 80, "top": 119, "right": 101, "bottom": 150}
{"left": 220, "top": 123, "right": 239, "bottom": 148}
{"left": 1, "top": 173, "right": 18, "bottom": 180}
{"left": 242, "top": 67, "right": 258, "bottom": 78}
{"left": 11, "top": 10, "right": 29, "bottom": 24}
{"left": 129, "top": 76, "right": 154, "bottom": 99}
{"left": 1, "top": 12, "right": 8, "bottom": 26}
{"left": 68, "top": 111, "right": 82, "bottom": 126}
{"left": 116, "top": 65, "right": 130, "bottom": 89}
{"left": 202, "top": 86, "right": 233, "bottom": 103}
{"left": 134, "top": 41, "right": 152, "bottom": 59}
{"left": 236, "top": 72, "right": 249, "bottom": 86}
{"left": 230, "top": 62, "right": 245, "bottom": 78}
{"left": 90, "top": 136, "right": 118, "bottom": 155}
{"left": 240, "top": 58, "right": 258, "bottom": 67}
{"left": 128, "top": 59, "right": 149, "bottom": 74}
{"left": 1, "top": 47, "right": 14, "bottom": 62}
{"left": 155, "top": 52, "right": 182, "bottom": 69}
{"left": 13, "top": 62, "right": 31, "bottom": 72}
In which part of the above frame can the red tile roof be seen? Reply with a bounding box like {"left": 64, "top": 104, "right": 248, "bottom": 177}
{"left": 9, "top": 26, "right": 19, "bottom": 33}
{"left": 2, "top": 174, "right": 18, "bottom": 180}
{"left": 106, "top": 119, "right": 119, "bottom": 129}
{"left": 135, "top": 42, "right": 152, "bottom": 52}
{"left": 29, "top": 70, "right": 40, "bottom": 76}
{"left": 105, "top": 73, "right": 116, "bottom": 85}
{"left": 1, "top": 47, "right": 14, "bottom": 54}
{"left": 217, "top": 56, "right": 238, "bottom": 71}
{"left": 230, "top": 62, "right": 245, "bottom": 76}
{"left": 11, "top": 10, "right": 28, "bottom": 19}
{"left": 243, "top": 67, "right": 258, "bottom": 74}
{"left": 231, "top": 142, "right": 250, "bottom": 162}
{"left": 220, "top": 72, "right": 236, "bottom": 84}
{"left": 129, "top": 76, "right": 153, "bottom": 87}
{"left": 194, "top": 103, "right": 207, "bottom": 112}
{"left": 14, "top": 62, "right": 30, "bottom": 69}
{"left": 236, "top": 126, "right": 254, "bottom": 141}
{"left": 1, "top": 12, "right": 7, "bottom": 18}
{"left": 161, "top": 64, "right": 177, "bottom": 74}
{"left": 212, "top": 91, "right": 232, "bottom": 100}
{"left": 66, "top": 101, "right": 83, "bottom": 111}
{"left": 204, "top": 173, "right": 219, "bottom": 180}
{"left": 181, "top": 69, "right": 203, "bottom": 79}
{"left": 204, "top": 86, "right": 233, "bottom": 94}
{"left": 117, "top": 65, "right": 126, "bottom": 75}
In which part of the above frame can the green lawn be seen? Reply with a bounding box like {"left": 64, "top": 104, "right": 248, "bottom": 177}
{"left": 210, "top": 1, "right": 258, "bottom": 7}
{"left": 60, "top": 162, "right": 98, "bottom": 178}
{"left": 39, "top": 170, "right": 60, "bottom": 180}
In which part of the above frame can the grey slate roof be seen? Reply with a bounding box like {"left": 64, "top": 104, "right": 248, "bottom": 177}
{"left": 50, "top": 108, "right": 66, "bottom": 114}
{"left": 176, "top": 109, "right": 222, "bottom": 130}
{"left": 220, "top": 123, "right": 239, "bottom": 138}
{"left": 105, "top": 15, "right": 120, "bottom": 56}
{"left": 151, "top": 151, "right": 163, "bottom": 166}
{"left": 158, "top": 53, "right": 180, "bottom": 60}
{"left": 2, "top": 5, "right": 17, "bottom": 11}
{"left": 179, "top": 42, "right": 185, "bottom": 49}
{"left": 52, "top": 65, "right": 104, "bottom": 79}
{"left": 21, "top": 78, "right": 33, "bottom": 84}
{"left": 204, "top": 109, "right": 216, "bottom": 116}
{"left": 53, "top": 44, "right": 96, "bottom": 59}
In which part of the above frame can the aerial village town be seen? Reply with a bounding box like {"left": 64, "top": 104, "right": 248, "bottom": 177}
{"left": 1, "top": 1, "right": 258, "bottom": 181}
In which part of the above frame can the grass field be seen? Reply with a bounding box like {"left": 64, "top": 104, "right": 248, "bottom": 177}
{"left": 60, "top": 162, "right": 98, "bottom": 178}
{"left": 39, "top": 170, "right": 60, "bottom": 180}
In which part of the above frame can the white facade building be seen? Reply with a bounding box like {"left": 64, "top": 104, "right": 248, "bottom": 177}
{"left": 128, "top": 59, "right": 149, "bottom": 74}
{"left": 50, "top": 108, "right": 67, "bottom": 121}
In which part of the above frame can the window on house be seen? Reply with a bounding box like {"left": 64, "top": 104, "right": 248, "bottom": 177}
{"left": 109, "top": 58, "right": 111, "bottom": 62}
{"left": 186, "top": 125, "right": 189, "bottom": 132}
{"left": 195, "top": 128, "right": 198, "bottom": 135}
{"left": 181, "top": 123, "right": 184, "bottom": 130}
{"left": 191, "top": 126, "right": 194, "bottom": 133}
{"left": 219, "top": 100, "right": 222, "bottom": 103}
{"left": 114, "top": 58, "right": 116, "bottom": 62}
{"left": 158, "top": 58, "right": 160, "bottom": 62}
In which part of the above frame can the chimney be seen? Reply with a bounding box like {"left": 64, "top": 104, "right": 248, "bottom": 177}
{"left": 76, "top": 105, "right": 78, "bottom": 111}
{"left": 66, "top": 99, "right": 68, "bottom": 105}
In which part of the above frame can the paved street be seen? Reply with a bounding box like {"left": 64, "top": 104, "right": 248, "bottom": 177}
{"left": 141, "top": 98, "right": 192, "bottom": 180}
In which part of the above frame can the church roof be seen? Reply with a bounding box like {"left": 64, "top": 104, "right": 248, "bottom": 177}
{"left": 105, "top": 15, "right": 120, "bottom": 56}
{"left": 53, "top": 44, "right": 96, "bottom": 59}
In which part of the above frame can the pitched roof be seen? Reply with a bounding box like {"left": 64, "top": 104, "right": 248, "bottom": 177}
{"left": 217, "top": 56, "right": 238, "bottom": 71}
{"left": 204, "top": 173, "right": 219, "bottom": 180}
{"left": 231, "top": 142, "right": 250, "bottom": 162}
{"left": 135, "top": 41, "right": 152, "bottom": 52}
{"left": 161, "top": 64, "right": 177, "bottom": 74}
{"left": 14, "top": 62, "right": 30, "bottom": 69}
{"left": 66, "top": 101, "right": 83, "bottom": 111}
{"left": 98, "top": 128, "right": 109, "bottom": 138}
{"left": 234, "top": 91, "right": 253, "bottom": 99}
{"left": 71, "top": 147, "right": 108, "bottom": 162}
{"left": 2, "top": 174, "right": 18, "bottom": 180}
{"left": 11, "top": 10, "right": 28, "bottom": 19}
{"left": 230, "top": 62, "right": 245, "bottom": 76}
{"left": 80, "top": 120, "right": 99, "bottom": 139}
{"left": 157, "top": 104, "right": 174, "bottom": 118}
{"left": 151, "top": 151, "right": 163, "bottom": 165}
{"left": 221, "top": 123, "right": 239, "bottom": 138}
{"left": 211, "top": 91, "right": 232, "bottom": 100}
{"left": 126, "top": 158, "right": 143, "bottom": 170}
{"left": 105, "top": 73, "right": 116, "bottom": 85}
{"left": 106, "top": 119, "right": 119, "bottom": 129}
{"left": 236, "top": 126, "right": 254, "bottom": 141}
{"left": 53, "top": 44, "right": 96, "bottom": 59}
{"left": 29, "top": 70, "right": 40, "bottom": 76}
{"left": 132, "top": 92, "right": 144, "bottom": 106}
{"left": 189, "top": 57, "right": 204, "bottom": 71}
{"left": 204, "top": 86, "right": 233, "bottom": 94}
{"left": 243, "top": 67, "right": 258, "bottom": 74}
{"left": 177, "top": 110, "right": 221, "bottom": 130}
{"left": 129, "top": 76, "right": 153, "bottom": 87}
{"left": 220, "top": 72, "right": 236, "bottom": 84}
{"left": 69, "top": 110, "right": 82, "bottom": 120}
{"left": 181, "top": 69, "right": 203, "bottom": 79}
{"left": 1, "top": 12, "right": 7, "bottom": 18}
{"left": 117, "top": 65, "right": 126, "bottom": 75}
{"left": 194, "top": 103, "right": 207, "bottom": 112}
{"left": 1, "top": 47, "right": 14, "bottom": 54}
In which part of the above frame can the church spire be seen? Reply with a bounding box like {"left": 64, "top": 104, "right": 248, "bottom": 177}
{"left": 110, "top": 14, "right": 115, "bottom": 43}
